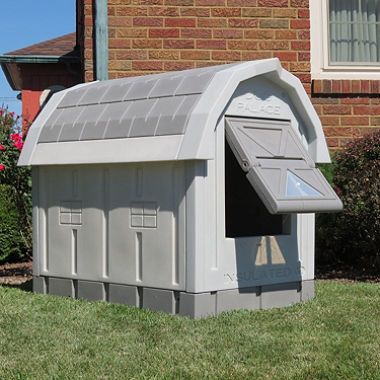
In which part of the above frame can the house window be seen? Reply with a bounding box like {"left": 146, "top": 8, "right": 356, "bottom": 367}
{"left": 330, "top": 0, "right": 380, "bottom": 65}
{"left": 311, "top": 0, "right": 380, "bottom": 79}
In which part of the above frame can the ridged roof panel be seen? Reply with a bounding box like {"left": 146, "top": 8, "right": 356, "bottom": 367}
{"left": 39, "top": 63, "right": 237, "bottom": 143}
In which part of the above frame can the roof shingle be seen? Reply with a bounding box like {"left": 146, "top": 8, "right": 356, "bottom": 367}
{"left": 5, "top": 33, "right": 77, "bottom": 57}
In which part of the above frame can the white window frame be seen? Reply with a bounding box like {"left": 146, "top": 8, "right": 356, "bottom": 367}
{"left": 310, "top": 0, "right": 380, "bottom": 79}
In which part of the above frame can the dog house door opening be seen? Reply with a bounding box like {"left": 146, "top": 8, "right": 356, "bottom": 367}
{"left": 225, "top": 140, "right": 288, "bottom": 238}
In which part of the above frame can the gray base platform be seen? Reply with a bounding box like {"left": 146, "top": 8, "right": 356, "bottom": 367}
{"left": 33, "top": 276, "right": 314, "bottom": 319}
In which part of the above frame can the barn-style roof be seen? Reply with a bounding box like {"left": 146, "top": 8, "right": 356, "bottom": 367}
{"left": 19, "top": 59, "right": 330, "bottom": 166}
{"left": 38, "top": 63, "right": 234, "bottom": 143}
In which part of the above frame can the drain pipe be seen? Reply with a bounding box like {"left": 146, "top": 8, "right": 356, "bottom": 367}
{"left": 95, "top": 0, "right": 108, "bottom": 80}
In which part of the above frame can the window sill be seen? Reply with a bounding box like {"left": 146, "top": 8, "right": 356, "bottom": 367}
{"left": 311, "top": 69, "right": 380, "bottom": 81}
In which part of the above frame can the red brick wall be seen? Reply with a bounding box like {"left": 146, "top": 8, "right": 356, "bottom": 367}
{"left": 312, "top": 80, "right": 380, "bottom": 149}
{"left": 81, "top": 0, "right": 380, "bottom": 149}
{"left": 82, "top": 0, "right": 311, "bottom": 83}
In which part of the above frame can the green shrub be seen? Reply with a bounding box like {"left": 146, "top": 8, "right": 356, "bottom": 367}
{"left": 0, "top": 109, "right": 31, "bottom": 263}
{"left": 317, "top": 162, "right": 336, "bottom": 187}
{"left": 0, "top": 185, "right": 26, "bottom": 261}
{"left": 316, "top": 130, "right": 380, "bottom": 271}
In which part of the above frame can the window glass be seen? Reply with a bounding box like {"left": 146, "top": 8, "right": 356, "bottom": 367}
{"left": 285, "top": 171, "right": 323, "bottom": 198}
{"left": 329, "top": 0, "right": 380, "bottom": 64}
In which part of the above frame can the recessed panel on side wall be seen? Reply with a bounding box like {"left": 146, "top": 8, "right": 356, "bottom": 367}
{"left": 107, "top": 165, "right": 136, "bottom": 284}
{"left": 43, "top": 167, "right": 73, "bottom": 277}
{"left": 75, "top": 167, "right": 104, "bottom": 280}
{"left": 108, "top": 162, "right": 186, "bottom": 290}
{"left": 42, "top": 166, "right": 104, "bottom": 280}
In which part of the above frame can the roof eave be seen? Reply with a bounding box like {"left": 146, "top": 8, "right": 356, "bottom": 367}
{"left": 0, "top": 63, "right": 17, "bottom": 90}
{"left": 0, "top": 54, "right": 81, "bottom": 90}
{"left": 0, "top": 54, "right": 80, "bottom": 64}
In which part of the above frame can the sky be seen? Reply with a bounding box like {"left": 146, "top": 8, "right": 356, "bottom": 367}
{"left": 0, "top": 1, "right": 76, "bottom": 116}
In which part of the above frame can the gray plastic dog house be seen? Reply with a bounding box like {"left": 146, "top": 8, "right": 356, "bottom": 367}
{"left": 19, "top": 59, "right": 342, "bottom": 318}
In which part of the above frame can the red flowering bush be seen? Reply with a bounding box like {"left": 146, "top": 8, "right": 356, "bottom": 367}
{"left": 0, "top": 108, "right": 31, "bottom": 262}
{"left": 316, "top": 130, "right": 380, "bottom": 272}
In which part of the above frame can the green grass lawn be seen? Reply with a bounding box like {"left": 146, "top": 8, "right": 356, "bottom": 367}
{"left": 0, "top": 281, "right": 379, "bottom": 380}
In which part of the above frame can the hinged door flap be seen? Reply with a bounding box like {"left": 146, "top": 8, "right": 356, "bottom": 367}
{"left": 225, "top": 117, "right": 343, "bottom": 214}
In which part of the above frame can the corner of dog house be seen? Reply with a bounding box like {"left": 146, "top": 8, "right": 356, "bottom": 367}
{"left": 19, "top": 59, "right": 342, "bottom": 318}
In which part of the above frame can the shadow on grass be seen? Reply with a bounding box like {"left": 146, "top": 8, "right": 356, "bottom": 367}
{"left": 2, "top": 279, "right": 33, "bottom": 292}
{"left": 0, "top": 261, "right": 33, "bottom": 292}
{"left": 316, "top": 263, "right": 380, "bottom": 283}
